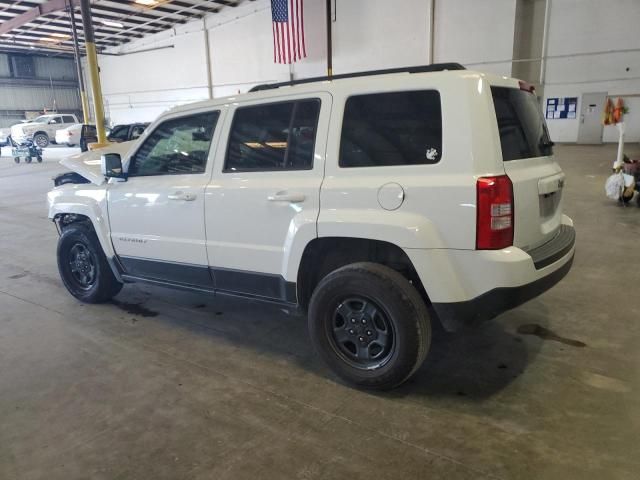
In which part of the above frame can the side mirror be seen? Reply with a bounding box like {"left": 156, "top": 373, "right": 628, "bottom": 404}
{"left": 101, "top": 153, "right": 126, "bottom": 180}
{"left": 49, "top": 119, "right": 57, "bottom": 124}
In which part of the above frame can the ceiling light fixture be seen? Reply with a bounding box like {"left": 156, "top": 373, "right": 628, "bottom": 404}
{"left": 101, "top": 20, "right": 124, "bottom": 28}
{"left": 50, "top": 32, "right": 71, "bottom": 38}
{"left": 135, "top": 0, "right": 158, "bottom": 6}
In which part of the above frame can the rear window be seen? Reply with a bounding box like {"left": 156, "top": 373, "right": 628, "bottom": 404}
{"left": 340, "top": 90, "right": 442, "bottom": 167}
{"left": 491, "top": 86, "right": 553, "bottom": 161}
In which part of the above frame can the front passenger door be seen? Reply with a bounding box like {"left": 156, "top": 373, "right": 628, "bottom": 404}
{"left": 107, "top": 110, "right": 222, "bottom": 288}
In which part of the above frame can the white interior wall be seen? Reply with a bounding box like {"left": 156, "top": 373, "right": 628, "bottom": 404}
{"left": 433, "top": 0, "right": 517, "bottom": 76}
{"left": 331, "top": 0, "right": 431, "bottom": 73}
{"left": 543, "top": 0, "right": 640, "bottom": 142}
{"left": 96, "top": 0, "right": 640, "bottom": 143}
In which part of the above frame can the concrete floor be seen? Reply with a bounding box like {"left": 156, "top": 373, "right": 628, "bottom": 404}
{"left": 0, "top": 144, "right": 638, "bottom": 479}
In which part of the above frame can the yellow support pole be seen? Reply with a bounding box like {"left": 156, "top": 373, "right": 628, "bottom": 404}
{"left": 80, "top": 0, "right": 108, "bottom": 148}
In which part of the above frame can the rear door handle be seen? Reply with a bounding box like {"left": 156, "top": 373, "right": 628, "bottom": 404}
{"left": 267, "top": 192, "right": 306, "bottom": 203}
{"left": 168, "top": 191, "right": 196, "bottom": 201}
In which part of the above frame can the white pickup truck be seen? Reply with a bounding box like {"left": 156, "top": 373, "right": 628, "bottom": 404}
{"left": 47, "top": 64, "right": 575, "bottom": 389}
{"left": 11, "top": 113, "right": 79, "bottom": 148}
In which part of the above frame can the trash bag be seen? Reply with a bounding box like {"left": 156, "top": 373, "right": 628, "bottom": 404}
{"left": 605, "top": 173, "right": 624, "bottom": 200}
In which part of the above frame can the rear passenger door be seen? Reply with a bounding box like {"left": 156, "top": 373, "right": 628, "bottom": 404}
{"left": 205, "top": 93, "right": 331, "bottom": 302}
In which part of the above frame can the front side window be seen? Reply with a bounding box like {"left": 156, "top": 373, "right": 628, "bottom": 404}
{"left": 128, "top": 111, "right": 219, "bottom": 177}
{"left": 340, "top": 90, "right": 442, "bottom": 167}
{"left": 225, "top": 99, "right": 320, "bottom": 172}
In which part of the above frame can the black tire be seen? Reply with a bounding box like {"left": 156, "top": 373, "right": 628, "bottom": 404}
{"left": 13, "top": 157, "right": 19, "bottom": 164}
{"left": 36, "top": 155, "right": 43, "bottom": 163}
{"left": 308, "top": 262, "right": 431, "bottom": 390}
{"left": 33, "top": 133, "right": 49, "bottom": 148}
{"left": 25, "top": 157, "right": 32, "bottom": 164}
{"left": 66, "top": 143, "right": 76, "bottom": 147}
{"left": 57, "top": 224, "right": 123, "bottom": 303}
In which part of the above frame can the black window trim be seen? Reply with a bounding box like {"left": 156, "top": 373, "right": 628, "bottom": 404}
{"left": 127, "top": 110, "right": 220, "bottom": 178}
{"left": 338, "top": 89, "right": 443, "bottom": 168}
{"left": 223, "top": 97, "right": 322, "bottom": 173}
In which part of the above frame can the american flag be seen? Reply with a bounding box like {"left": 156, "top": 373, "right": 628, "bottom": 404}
{"left": 272, "top": 0, "right": 306, "bottom": 64}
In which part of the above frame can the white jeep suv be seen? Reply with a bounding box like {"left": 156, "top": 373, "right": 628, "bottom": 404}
{"left": 47, "top": 64, "right": 575, "bottom": 389}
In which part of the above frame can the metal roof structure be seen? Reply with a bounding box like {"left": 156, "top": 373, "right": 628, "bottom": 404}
{"left": 0, "top": 0, "right": 251, "bottom": 56}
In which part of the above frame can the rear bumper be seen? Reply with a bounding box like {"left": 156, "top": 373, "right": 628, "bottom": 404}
{"left": 406, "top": 215, "right": 575, "bottom": 331}
{"left": 432, "top": 252, "right": 573, "bottom": 330}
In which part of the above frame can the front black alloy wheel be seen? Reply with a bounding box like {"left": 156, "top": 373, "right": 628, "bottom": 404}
{"left": 57, "top": 224, "right": 123, "bottom": 303}
{"left": 309, "top": 262, "right": 431, "bottom": 390}
{"left": 67, "top": 242, "right": 97, "bottom": 291}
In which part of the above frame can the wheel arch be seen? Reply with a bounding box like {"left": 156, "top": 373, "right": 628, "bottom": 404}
{"left": 33, "top": 130, "right": 48, "bottom": 139}
{"left": 48, "top": 188, "right": 113, "bottom": 259}
{"left": 296, "top": 237, "right": 430, "bottom": 312}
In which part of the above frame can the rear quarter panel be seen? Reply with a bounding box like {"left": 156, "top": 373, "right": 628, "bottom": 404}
{"left": 319, "top": 72, "right": 502, "bottom": 250}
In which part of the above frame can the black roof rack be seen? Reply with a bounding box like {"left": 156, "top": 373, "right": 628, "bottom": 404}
{"left": 249, "top": 63, "right": 466, "bottom": 92}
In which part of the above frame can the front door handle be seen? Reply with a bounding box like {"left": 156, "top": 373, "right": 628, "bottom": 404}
{"left": 267, "top": 192, "right": 306, "bottom": 203}
{"left": 168, "top": 191, "right": 196, "bottom": 201}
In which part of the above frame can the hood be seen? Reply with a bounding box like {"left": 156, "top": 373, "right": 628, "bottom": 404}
{"left": 59, "top": 141, "right": 134, "bottom": 186}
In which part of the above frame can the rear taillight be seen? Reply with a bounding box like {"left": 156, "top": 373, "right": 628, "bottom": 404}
{"left": 476, "top": 175, "right": 514, "bottom": 250}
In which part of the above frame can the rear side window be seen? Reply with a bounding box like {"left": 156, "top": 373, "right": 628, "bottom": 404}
{"left": 63, "top": 115, "right": 75, "bottom": 123}
{"left": 491, "top": 87, "right": 553, "bottom": 161}
{"left": 225, "top": 99, "right": 320, "bottom": 172}
{"left": 340, "top": 90, "right": 442, "bottom": 167}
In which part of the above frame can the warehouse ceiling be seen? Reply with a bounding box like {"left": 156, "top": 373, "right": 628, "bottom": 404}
{"left": 0, "top": 0, "right": 251, "bottom": 55}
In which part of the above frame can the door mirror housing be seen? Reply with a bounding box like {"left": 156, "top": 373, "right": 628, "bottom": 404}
{"left": 101, "top": 153, "right": 127, "bottom": 180}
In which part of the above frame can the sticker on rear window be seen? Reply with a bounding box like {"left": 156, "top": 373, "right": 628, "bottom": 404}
{"left": 426, "top": 147, "right": 439, "bottom": 161}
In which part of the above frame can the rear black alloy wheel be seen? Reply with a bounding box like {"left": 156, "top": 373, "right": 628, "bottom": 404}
{"left": 329, "top": 297, "right": 395, "bottom": 370}
{"left": 57, "top": 224, "right": 123, "bottom": 303}
{"left": 309, "top": 262, "right": 431, "bottom": 390}
{"left": 13, "top": 157, "right": 19, "bottom": 164}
